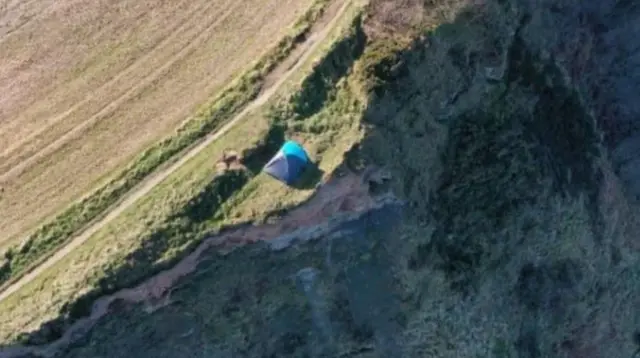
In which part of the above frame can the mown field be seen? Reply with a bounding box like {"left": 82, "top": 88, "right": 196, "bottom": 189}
{"left": 0, "top": 1, "right": 364, "bottom": 345}
{"left": 0, "top": 0, "right": 315, "bottom": 249}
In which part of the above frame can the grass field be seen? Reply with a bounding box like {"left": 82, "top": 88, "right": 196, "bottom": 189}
{"left": 0, "top": 0, "right": 315, "bottom": 249}
{"left": 0, "top": 1, "right": 364, "bottom": 345}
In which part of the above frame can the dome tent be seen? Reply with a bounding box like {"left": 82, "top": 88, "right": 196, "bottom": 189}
{"left": 262, "top": 140, "right": 310, "bottom": 185}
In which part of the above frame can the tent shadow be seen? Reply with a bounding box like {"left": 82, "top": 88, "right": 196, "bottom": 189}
{"left": 242, "top": 124, "right": 286, "bottom": 175}
{"left": 290, "top": 161, "right": 324, "bottom": 190}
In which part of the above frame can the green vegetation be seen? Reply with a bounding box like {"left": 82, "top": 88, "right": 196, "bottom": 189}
{"left": 0, "top": 0, "right": 332, "bottom": 291}
{"left": 3, "top": 5, "right": 367, "bottom": 346}
{"left": 424, "top": 30, "right": 603, "bottom": 290}
{"left": 348, "top": 2, "right": 638, "bottom": 357}
{"left": 59, "top": 205, "right": 404, "bottom": 358}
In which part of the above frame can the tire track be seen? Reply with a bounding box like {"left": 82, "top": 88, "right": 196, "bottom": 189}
{"left": 0, "top": 0, "right": 352, "bottom": 307}
{"left": 0, "top": 0, "right": 55, "bottom": 41}
{"left": 0, "top": 0, "right": 221, "bottom": 172}
{"left": 0, "top": 0, "right": 205, "bottom": 160}
{"left": 0, "top": 0, "right": 240, "bottom": 182}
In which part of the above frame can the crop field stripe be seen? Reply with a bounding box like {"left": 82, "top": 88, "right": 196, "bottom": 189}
{"left": 0, "top": 0, "right": 236, "bottom": 181}
{"left": 0, "top": 0, "right": 205, "bottom": 162}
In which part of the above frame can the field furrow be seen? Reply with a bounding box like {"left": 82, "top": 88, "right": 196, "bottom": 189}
{"left": 0, "top": 0, "right": 236, "bottom": 180}
{"left": 0, "top": 0, "right": 211, "bottom": 166}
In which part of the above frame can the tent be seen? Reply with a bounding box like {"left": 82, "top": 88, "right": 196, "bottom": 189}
{"left": 263, "top": 140, "right": 310, "bottom": 185}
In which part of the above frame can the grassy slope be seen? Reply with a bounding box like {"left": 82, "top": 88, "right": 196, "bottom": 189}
{"left": 0, "top": 3, "right": 365, "bottom": 345}
{"left": 0, "top": 0, "right": 330, "bottom": 292}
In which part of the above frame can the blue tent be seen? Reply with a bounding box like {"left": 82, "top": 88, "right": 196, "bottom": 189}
{"left": 263, "top": 140, "right": 310, "bottom": 185}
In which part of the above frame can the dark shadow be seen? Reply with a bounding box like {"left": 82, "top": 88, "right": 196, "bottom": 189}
{"left": 289, "top": 14, "right": 366, "bottom": 121}
{"left": 350, "top": 1, "right": 603, "bottom": 296}
{"left": 290, "top": 161, "right": 325, "bottom": 190}
{"left": 0, "top": 262, "right": 9, "bottom": 283}
{"left": 241, "top": 124, "right": 286, "bottom": 175}
{"left": 179, "top": 171, "right": 250, "bottom": 224}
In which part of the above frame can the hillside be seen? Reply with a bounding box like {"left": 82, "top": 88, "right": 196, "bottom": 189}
{"left": 2, "top": 0, "right": 640, "bottom": 357}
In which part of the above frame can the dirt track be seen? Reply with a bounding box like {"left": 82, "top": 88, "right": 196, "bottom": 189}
{"left": 0, "top": 0, "right": 352, "bottom": 304}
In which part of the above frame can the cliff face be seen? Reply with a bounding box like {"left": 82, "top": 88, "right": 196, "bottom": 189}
{"left": 352, "top": 0, "right": 640, "bottom": 356}
{"left": 511, "top": 0, "right": 640, "bottom": 202}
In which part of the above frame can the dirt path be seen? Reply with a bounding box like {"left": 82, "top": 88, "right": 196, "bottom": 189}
{"left": 0, "top": 168, "right": 398, "bottom": 358}
{"left": 0, "top": 0, "right": 352, "bottom": 304}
